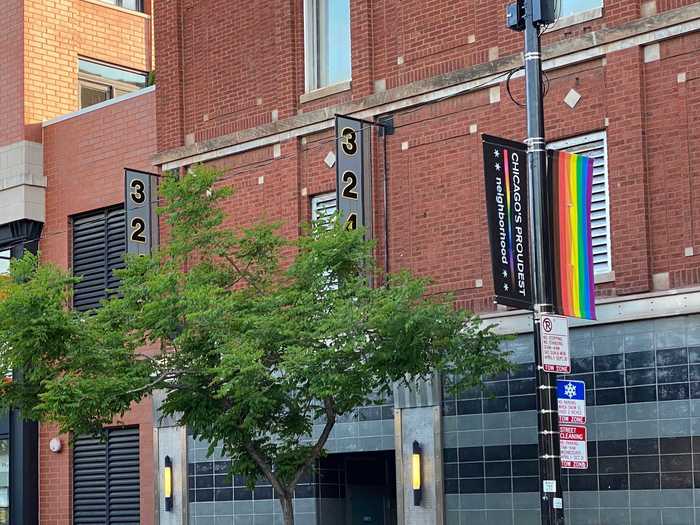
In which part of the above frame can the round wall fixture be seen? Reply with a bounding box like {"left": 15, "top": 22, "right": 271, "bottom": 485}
{"left": 49, "top": 437, "right": 63, "bottom": 453}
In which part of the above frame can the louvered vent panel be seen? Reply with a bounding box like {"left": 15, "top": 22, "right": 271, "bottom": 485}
{"left": 107, "top": 428, "right": 140, "bottom": 524}
{"left": 73, "top": 428, "right": 140, "bottom": 525}
{"left": 73, "top": 206, "right": 125, "bottom": 311}
{"left": 73, "top": 435, "right": 107, "bottom": 525}
{"left": 311, "top": 192, "right": 337, "bottom": 229}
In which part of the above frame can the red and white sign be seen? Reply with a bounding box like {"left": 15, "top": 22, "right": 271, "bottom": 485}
{"left": 560, "top": 425, "right": 588, "bottom": 469}
{"left": 540, "top": 314, "right": 571, "bottom": 373}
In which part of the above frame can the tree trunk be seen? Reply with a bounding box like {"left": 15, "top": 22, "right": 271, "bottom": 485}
{"left": 279, "top": 491, "right": 295, "bottom": 525}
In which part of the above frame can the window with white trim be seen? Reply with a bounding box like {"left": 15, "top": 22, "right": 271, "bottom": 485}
{"left": 78, "top": 58, "right": 148, "bottom": 109}
{"left": 558, "top": 0, "right": 603, "bottom": 18}
{"left": 303, "top": 0, "right": 351, "bottom": 92}
{"left": 311, "top": 192, "right": 337, "bottom": 228}
{"left": 548, "top": 131, "right": 612, "bottom": 276}
{"left": 97, "top": 0, "right": 144, "bottom": 13}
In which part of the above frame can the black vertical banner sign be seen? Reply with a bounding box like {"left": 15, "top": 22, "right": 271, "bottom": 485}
{"left": 125, "top": 169, "right": 159, "bottom": 255}
{"left": 482, "top": 135, "right": 533, "bottom": 310}
{"left": 335, "top": 115, "right": 373, "bottom": 237}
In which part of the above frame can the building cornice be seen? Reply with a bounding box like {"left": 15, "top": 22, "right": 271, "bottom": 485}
{"left": 482, "top": 287, "right": 700, "bottom": 335}
{"left": 154, "top": 4, "right": 700, "bottom": 170}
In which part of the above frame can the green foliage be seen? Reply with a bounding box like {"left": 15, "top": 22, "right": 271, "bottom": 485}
{"left": 0, "top": 165, "right": 509, "bottom": 517}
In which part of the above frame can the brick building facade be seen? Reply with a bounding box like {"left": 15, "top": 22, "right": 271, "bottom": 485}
{"left": 150, "top": 1, "right": 700, "bottom": 524}
{"left": 0, "top": 1, "right": 155, "bottom": 524}
{"left": 3, "top": 0, "right": 700, "bottom": 524}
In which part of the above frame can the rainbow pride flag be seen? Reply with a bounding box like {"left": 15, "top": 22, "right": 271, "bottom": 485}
{"left": 550, "top": 150, "right": 596, "bottom": 320}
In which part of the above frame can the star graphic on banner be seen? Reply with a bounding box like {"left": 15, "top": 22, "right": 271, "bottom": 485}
{"left": 565, "top": 382, "right": 577, "bottom": 399}
{"left": 502, "top": 270, "right": 508, "bottom": 278}
{"left": 494, "top": 149, "right": 500, "bottom": 158}
{"left": 495, "top": 163, "right": 501, "bottom": 171}
{"left": 503, "top": 283, "right": 509, "bottom": 291}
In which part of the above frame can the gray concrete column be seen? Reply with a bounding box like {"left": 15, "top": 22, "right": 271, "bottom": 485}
{"left": 394, "top": 376, "right": 444, "bottom": 525}
{"left": 153, "top": 390, "right": 188, "bottom": 525}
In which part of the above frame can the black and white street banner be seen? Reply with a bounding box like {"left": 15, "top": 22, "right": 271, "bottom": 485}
{"left": 482, "top": 135, "right": 533, "bottom": 310}
{"left": 335, "top": 115, "right": 372, "bottom": 236}
{"left": 125, "top": 169, "right": 159, "bottom": 255}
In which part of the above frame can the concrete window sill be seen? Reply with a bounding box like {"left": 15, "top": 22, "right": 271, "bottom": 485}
{"left": 544, "top": 7, "right": 603, "bottom": 33}
{"left": 81, "top": 0, "right": 151, "bottom": 19}
{"left": 595, "top": 271, "right": 615, "bottom": 285}
{"left": 300, "top": 81, "right": 352, "bottom": 104}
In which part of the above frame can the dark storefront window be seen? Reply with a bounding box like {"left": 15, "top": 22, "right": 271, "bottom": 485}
{"left": 0, "top": 439, "right": 8, "bottom": 525}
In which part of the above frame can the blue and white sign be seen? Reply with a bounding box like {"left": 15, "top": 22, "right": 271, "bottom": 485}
{"left": 557, "top": 379, "right": 586, "bottom": 424}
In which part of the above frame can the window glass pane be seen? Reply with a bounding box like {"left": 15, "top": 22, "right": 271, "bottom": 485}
{"left": 0, "top": 439, "right": 8, "bottom": 525}
{"left": 319, "top": 0, "right": 351, "bottom": 87}
{"left": 78, "top": 59, "right": 147, "bottom": 90}
{"left": 559, "top": 0, "right": 603, "bottom": 17}
{"left": 0, "top": 250, "right": 10, "bottom": 276}
{"left": 80, "top": 82, "right": 111, "bottom": 109}
{"left": 97, "top": 0, "right": 143, "bottom": 13}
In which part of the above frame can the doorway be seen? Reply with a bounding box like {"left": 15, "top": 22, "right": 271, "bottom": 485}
{"left": 318, "top": 451, "right": 397, "bottom": 525}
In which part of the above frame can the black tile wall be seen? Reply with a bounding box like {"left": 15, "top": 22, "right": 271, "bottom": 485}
{"left": 443, "top": 347, "right": 700, "bottom": 415}
{"left": 444, "top": 436, "right": 700, "bottom": 494}
{"left": 187, "top": 464, "right": 333, "bottom": 503}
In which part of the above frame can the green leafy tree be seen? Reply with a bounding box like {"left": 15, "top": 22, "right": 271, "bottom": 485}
{"left": 0, "top": 166, "right": 509, "bottom": 525}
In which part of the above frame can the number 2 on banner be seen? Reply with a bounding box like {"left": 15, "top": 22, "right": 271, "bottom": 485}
{"left": 130, "top": 217, "right": 147, "bottom": 243}
{"left": 342, "top": 171, "right": 358, "bottom": 199}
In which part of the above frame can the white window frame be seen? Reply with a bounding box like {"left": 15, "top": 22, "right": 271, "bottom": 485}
{"left": 311, "top": 192, "right": 337, "bottom": 224}
{"left": 545, "top": 1, "right": 603, "bottom": 32}
{"left": 303, "top": 0, "right": 351, "bottom": 94}
{"left": 548, "top": 131, "right": 613, "bottom": 282}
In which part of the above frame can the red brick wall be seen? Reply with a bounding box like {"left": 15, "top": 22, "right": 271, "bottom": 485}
{"left": 645, "top": 30, "right": 700, "bottom": 288}
{"left": 154, "top": 0, "right": 700, "bottom": 152}
{"left": 151, "top": 29, "right": 700, "bottom": 313}
{"left": 40, "top": 90, "right": 157, "bottom": 525}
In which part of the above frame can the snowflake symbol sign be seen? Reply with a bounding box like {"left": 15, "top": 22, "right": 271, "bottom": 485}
{"left": 565, "top": 382, "right": 577, "bottom": 399}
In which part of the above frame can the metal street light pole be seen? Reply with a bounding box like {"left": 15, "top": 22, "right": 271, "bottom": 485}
{"left": 520, "top": 1, "right": 565, "bottom": 523}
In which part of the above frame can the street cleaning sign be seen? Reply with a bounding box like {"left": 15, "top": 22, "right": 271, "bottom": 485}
{"left": 540, "top": 314, "right": 571, "bottom": 373}
{"left": 482, "top": 135, "right": 532, "bottom": 310}
{"left": 560, "top": 425, "right": 588, "bottom": 469}
{"left": 557, "top": 379, "right": 586, "bottom": 424}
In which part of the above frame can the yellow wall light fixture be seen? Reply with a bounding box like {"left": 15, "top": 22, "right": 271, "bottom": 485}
{"left": 412, "top": 441, "right": 423, "bottom": 506}
{"left": 164, "top": 455, "right": 173, "bottom": 512}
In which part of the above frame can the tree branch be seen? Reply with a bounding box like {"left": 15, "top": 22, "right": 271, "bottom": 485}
{"left": 290, "top": 398, "right": 336, "bottom": 488}
{"left": 244, "top": 442, "right": 288, "bottom": 497}
{"left": 125, "top": 370, "right": 182, "bottom": 396}
{"left": 223, "top": 254, "right": 262, "bottom": 293}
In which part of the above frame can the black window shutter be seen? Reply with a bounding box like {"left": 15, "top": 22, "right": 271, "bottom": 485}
{"left": 72, "top": 206, "right": 126, "bottom": 311}
{"left": 73, "top": 427, "right": 140, "bottom": 525}
{"left": 106, "top": 428, "right": 140, "bottom": 523}
{"left": 73, "top": 435, "right": 107, "bottom": 524}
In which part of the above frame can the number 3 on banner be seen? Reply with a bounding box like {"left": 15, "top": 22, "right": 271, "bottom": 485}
{"left": 130, "top": 179, "right": 146, "bottom": 204}
{"left": 340, "top": 127, "right": 358, "bottom": 156}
